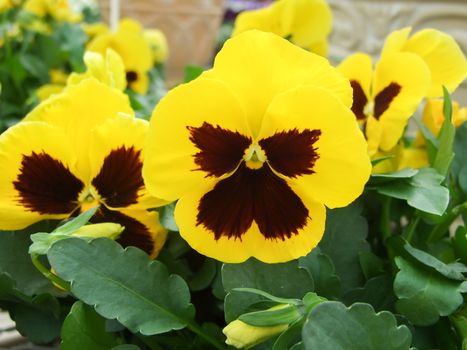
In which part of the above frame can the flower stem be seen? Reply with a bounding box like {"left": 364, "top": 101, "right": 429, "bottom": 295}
{"left": 427, "top": 201, "right": 467, "bottom": 243}
{"left": 404, "top": 215, "right": 421, "bottom": 243}
{"left": 380, "top": 196, "right": 392, "bottom": 242}
{"left": 186, "top": 320, "right": 227, "bottom": 350}
{"left": 30, "top": 253, "right": 71, "bottom": 291}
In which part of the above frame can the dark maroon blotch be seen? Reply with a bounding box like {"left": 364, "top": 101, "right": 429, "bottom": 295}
{"left": 374, "top": 82, "right": 402, "bottom": 119}
{"left": 92, "top": 146, "right": 144, "bottom": 207}
{"left": 13, "top": 152, "right": 84, "bottom": 214}
{"left": 350, "top": 80, "right": 369, "bottom": 120}
{"left": 197, "top": 163, "right": 309, "bottom": 241}
{"left": 259, "top": 128, "right": 321, "bottom": 178}
{"left": 188, "top": 122, "right": 251, "bottom": 177}
{"left": 126, "top": 71, "right": 138, "bottom": 83}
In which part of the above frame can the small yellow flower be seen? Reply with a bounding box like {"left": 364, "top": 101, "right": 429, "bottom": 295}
{"left": 421, "top": 98, "right": 466, "bottom": 137}
{"left": 23, "top": 0, "right": 81, "bottom": 22}
{"left": 87, "top": 19, "right": 153, "bottom": 94}
{"left": 223, "top": 319, "right": 288, "bottom": 349}
{"left": 382, "top": 27, "right": 467, "bottom": 97}
{"left": 338, "top": 52, "right": 430, "bottom": 156}
{"left": 143, "top": 31, "right": 370, "bottom": 263}
{"left": 82, "top": 22, "right": 110, "bottom": 41}
{"left": 68, "top": 49, "right": 127, "bottom": 91}
{"left": 233, "top": 0, "right": 332, "bottom": 56}
{"left": 144, "top": 29, "right": 169, "bottom": 64}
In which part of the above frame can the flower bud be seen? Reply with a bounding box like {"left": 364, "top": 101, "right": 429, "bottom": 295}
{"left": 71, "top": 223, "right": 124, "bottom": 240}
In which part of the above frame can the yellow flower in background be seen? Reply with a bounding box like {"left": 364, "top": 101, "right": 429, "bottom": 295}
{"left": 0, "top": 79, "right": 167, "bottom": 258}
{"left": 143, "top": 31, "right": 370, "bottom": 263}
{"left": 87, "top": 19, "right": 154, "bottom": 94}
{"left": 0, "top": 0, "right": 15, "bottom": 13}
{"left": 82, "top": 22, "right": 110, "bottom": 41}
{"left": 233, "top": 0, "right": 332, "bottom": 56}
{"left": 372, "top": 146, "right": 428, "bottom": 174}
{"left": 382, "top": 27, "right": 467, "bottom": 97}
{"left": 338, "top": 52, "right": 430, "bottom": 156}
{"left": 68, "top": 48, "right": 127, "bottom": 91}
{"left": 23, "top": 0, "right": 81, "bottom": 22}
{"left": 144, "top": 29, "right": 169, "bottom": 64}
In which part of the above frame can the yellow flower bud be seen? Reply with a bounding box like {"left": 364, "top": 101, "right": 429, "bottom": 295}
{"left": 71, "top": 223, "right": 124, "bottom": 240}
{"left": 223, "top": 319, "right": 288, "bottom": 349}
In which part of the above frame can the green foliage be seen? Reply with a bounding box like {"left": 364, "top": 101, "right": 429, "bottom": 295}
{"left": 61, "top": 301, "right": 122, "bottom": 350}
{"left": 394, "top": 257, "right": 464, "bottom": 326}
{"left": 433, "top": 87, "right": 455, "bottom": 177}
{"left": 48, "top": 238, "right": 195, "bottom": 335}
{"left": 302, "top": 302, "right": 412, "bottom": 350}
{"left": 452, "top": 122, "right": 467, "bottom": 193}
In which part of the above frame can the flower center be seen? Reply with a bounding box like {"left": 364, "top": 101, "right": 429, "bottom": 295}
{"left": 78, "top": 187, "right": 100, "bottom": 212}
{"left": 364, "top": 100, "right": 374, "bottom": 117}
{"left": 243, "top": 143, "right": 267, "bottom": 170}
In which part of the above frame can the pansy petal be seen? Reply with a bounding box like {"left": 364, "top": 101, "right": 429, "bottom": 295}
{"left": 89, "top": 115, "right": 167, "bottom": 210}
{"left": 203, "top": 30, "right": 352, "bottom": 135}
{"left": 0, "top": 122, "right": 83, "bottom": 230}
{"left": 92, "top": 207, "right": 168, "bottom": 259}
{"left": 403, "top": 29, "right": 467, "bottom": 97}
{"left": 258, "top": 86, "right": 371, "bottom": 208}
{"left": 337, "top": 53, "right": 373, "bottom": 120}
{"left": 232, "top": 6, "right": 279, "bottom": 37}
{"left": 25, "top": 78, "right": 134, "bottom": 181}
{"left": 381, "top": 27, "right": 411, "bottom": 55}
{"left": 143, "top": 77, "right": 250, "bottom": 202}
{"left": 373, "top": 52, "right": 430, "bottom": 151}
{"left": 175, "top": 180, "right": 326, "bottom": 263}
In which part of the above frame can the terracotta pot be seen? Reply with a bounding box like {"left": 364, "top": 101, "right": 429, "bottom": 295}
{"left": 98, "top": 0, "right": 226, "bottom": 86}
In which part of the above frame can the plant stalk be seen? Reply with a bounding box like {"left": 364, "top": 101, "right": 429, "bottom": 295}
{"left": 30, "top": 253, "right": 71, "bottom": 291}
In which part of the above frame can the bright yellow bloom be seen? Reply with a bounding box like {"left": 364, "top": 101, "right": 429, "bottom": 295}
{"left": 82, "top": 22, "right": 110, "bottom": 41}
{"left": 87, "top": 19, "right": 153, "bottom": 94}
{"left": 372, "top": 146, "right": 428, "bottom": 174}
{"left": 144, "top": 29, "right": 169, "bottom": 64}
{"left": 421, "top": 98, "right": 466, "bottom": 137}
{"left": 338, "top": 52, "right": 430, "bottom": 156}
{"left": 143, "top": 31, "right": 370, "bottom": 263}
{"left": 23, "top": 0, "right": 81, "bottom": 22}
{"left": 0, "top": 79, "right": 167, "bottom": 257}
{"left": 382, "top": 27, "right": 467, "bottom": 97}
{"left": 68, "top": 49, "right": 127, "bottom": 91}
{"left": 233, "top": 0, "right": 332, "bottom": 56}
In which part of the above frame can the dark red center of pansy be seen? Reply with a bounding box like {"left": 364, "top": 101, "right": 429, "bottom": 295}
{"left": 188, "top": 122, "right": 321, "bottom": 241}
{"left": 350, "top": 80, "right": 368, "bottom": 120}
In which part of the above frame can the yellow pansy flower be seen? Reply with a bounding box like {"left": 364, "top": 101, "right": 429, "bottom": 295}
{"left": 144, "top": 29, "right": 169, "bottom": 64}
{"left": 0, "top": 79, "right": 167, "bottom": 258}
{"left": 338, "top": 52, "right": 430, "bottom": 156}
{"left": 143, "top": 31, "right": 370, "bottom": 263}
{"left": 233, "top": 0, "right": 332, "bottom": 56}
{"left": 68, "top": 48, "right": 127, "bottom": 91}
{"left": 420, "top": 98, "right": 466, "bottom": 138}
{"left": 382, "top": 27, "right": 467, "bottom": 97}
{"left": 82, "top": 22, "right": 110, "bottom": 42}
{"left": 87, "top": 19, "right": 153, "bottom": 94}
{"left": 372, "top": 146, "right": 428, "bottom": 174}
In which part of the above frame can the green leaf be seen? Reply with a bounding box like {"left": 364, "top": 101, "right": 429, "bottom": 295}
{"left": 303, "top": 302, "right": 412, "bottom": 350}
{"left": 433, "top": 87, "right": 455, "bottom": 176}
{"left": 61, "top": 301, "right": 121, "bottom": 350}
{"left": 376, "top": 168, "right": 449, "bottom": 215}
{"left": 9, "top": 293, "right": 62, "bottom": 344}
{"left": 239, "top": 305, "right": 301, "bottom": 327}
{"left": 371, "top": 168, "right": 419, "bottom": 182}
{"left": 112, "top": 346, "right": 141, "bottom": 350}
{"left": 452, "top": 226, "right": 467, "bottom": 264}
{"left": 222, "top": 259, "right": 313, "bottom": 322}
{"left": 394, "top": 257, "right": 464, "bottom": 326}
{"left": 232, "top": 288, "right": 301, "bottom": 305}
{"left": 272, "top": 319, "right": 304, "bottom": 350}
{"left": 318, "top": 203, "right": 370, "bottom": 293}
{"left": 342, "top": 275, "right": 396, "bottom": 312}
{"left": 159, "top": 202, "right": 179, "bottom": 231}
{"left": 452, "top": 122, "right": 467, "bottom": 193}
{"left": 184, "top": 65, "right": 204, "bottom": 83}
{"left": 0, "top": 225, "right": 55, "bottom": 296}
{"left": 48, "top": 238, "right": 195, "bottom": 335}
{"left": 299, "top": 247, "right": 340, "bottom": 298}
{"left": 414, "top": 118, "right": 438, "bottom": 164}
{"left": 358, "top": 251, "right": 384, "bottom": 280}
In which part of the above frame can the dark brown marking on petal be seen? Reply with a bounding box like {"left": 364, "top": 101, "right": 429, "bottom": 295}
{"left": 197, "top": 163, "right": 309, "bottom": 241}
{"left": 92, "top": 207, "right": 155, "bottom": 255}
{"left": 92, "top": 146, "right": 144, "bottom": 207}
{"left": 188, "top": 122, "right": 251, "bottom": 177}
{"left": 350, "top": 80, "right": 369, "bottom": 120}
{"left": 259, "top": 129, "right": 321, "bottom": 178}
{"left": 374, "top": 82, "right": 402, "bottom": 119}
{"left": 126, "top": 71, "right": 138, "bottom": 83}
{"left": 13, "top": 152, "right": 84, "bottom": 214}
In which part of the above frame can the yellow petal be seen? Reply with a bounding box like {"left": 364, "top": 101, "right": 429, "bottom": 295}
{"left": 365, "top": 115, "right": 383, "bottom": 157}
{"left": 143, "top": 77, "right": 250, "bottom": 202}
{"left": 0, "top": 122, "right": 82, "bottom": 229}
{"left": 403, "top": 29, "right": 467, "bottom": 97}
{"left": 381, "top": 27, "right": 412, "bottom": 55}
{"left": 128, "top": 70, "right": 149, "bottom": 95}
{"left": 258, "top": 86, "right": 371, "bottom": 209}
{"left": 144, "top": 29, "right": 169, "bottom": 63}
{"left": 223, "top": 319, "right": 288, "bottom": 349}
{"left": 35, "top": 84, "right": 65, "bottom": 101}
{"left": 203, "top": 30, "right": 352, "bottom": 136}
{"left": 174, "top": 179, "right": 326, "bottom": 263}
{"left": 25, "top": 78, "right": 134, "bottom": 181}
{"left": 373, "top": 52, "right": 430, "bottom": 151}
{"left": 338, "top": 52, "right": 373, "bottom": 104}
